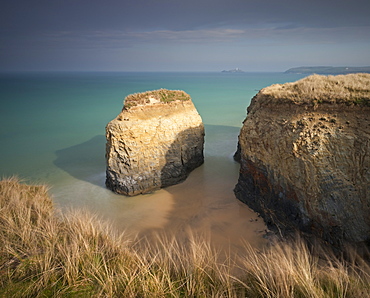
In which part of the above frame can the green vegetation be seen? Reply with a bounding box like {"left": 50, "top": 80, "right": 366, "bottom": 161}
{"left": 123, "top": 89, "right": 191, "bottom": 109}
{"left": 1, "top": 178, "right": 370, "bottom": 297}
{"left": 262, "top": 73, "right": 370, "bottom": 106}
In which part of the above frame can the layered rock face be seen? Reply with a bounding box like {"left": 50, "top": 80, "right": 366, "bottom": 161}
{"left": 106, "top": 89, "right": 204, "bottom": 196}
{"left": 234, "top": 74, "right": 370, "bottom": 246}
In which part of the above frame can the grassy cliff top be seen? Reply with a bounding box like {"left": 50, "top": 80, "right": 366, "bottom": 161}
{"left": 261, "top": 73, "right": 370, "bottom": 106}
{"left": 124, "top": 89, "right": 191, "bottom": 109}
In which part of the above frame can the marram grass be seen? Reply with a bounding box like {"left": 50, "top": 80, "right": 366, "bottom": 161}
{"left": 1, "top": 177, "right": 370, "bottom": 297}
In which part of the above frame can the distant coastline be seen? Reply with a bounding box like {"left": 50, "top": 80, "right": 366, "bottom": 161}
{"left": 285, "top": 66, "right": 370, "bottom": 75}
{"left": 221, "top": 68, "right": 244, "bottom": 73}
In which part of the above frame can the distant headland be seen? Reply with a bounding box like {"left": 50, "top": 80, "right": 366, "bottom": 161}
{"left": 285, "top": 66, "right": 370, "bottom": 75}
{"left": 221, "top": 68, "right": 245, "bottom": 73}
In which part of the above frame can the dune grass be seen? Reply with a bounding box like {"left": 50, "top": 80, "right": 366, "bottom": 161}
{"left": 1, "top": 177, "right": 370, "bottom": 297}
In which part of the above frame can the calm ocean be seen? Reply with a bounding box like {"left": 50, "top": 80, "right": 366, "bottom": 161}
{"left": 0, "top": 71, "right": 306, "bottom": 249}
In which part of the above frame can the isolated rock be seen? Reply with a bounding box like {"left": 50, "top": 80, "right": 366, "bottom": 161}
{"left": 106, "top": 89, "right": 204, "bottom": 196}
{"left": 234, "top": 74, "right": 370, "bottom": 246}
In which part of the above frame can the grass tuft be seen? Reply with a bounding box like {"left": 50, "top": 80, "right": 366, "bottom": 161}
{"left": 1, "top": 178, "right": 370, "bottom": 297}
{"left": 123, "top": 89, "right": 191, "bottom": 109}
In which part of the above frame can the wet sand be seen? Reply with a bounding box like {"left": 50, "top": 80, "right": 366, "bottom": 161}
{"left": 145, "top": 155, "right": 268, "bottom": 252}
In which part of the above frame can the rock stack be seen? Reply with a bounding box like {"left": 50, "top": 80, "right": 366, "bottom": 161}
{"left": 106, "top": 89, "right": 204, "bottom": 196}
{"left": 234, "top": 74, "right": 370, "bottom": 246}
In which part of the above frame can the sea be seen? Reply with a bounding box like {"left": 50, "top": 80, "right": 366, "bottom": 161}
{"left": 0, "top": 71, "right": 307, "bottom": 251}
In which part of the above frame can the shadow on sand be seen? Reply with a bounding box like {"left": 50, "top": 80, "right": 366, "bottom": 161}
{"left": 53, "top": 135, "right": 106, "bottom": 187}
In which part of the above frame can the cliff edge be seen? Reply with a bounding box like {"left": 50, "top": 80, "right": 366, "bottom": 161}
{"left": 234, "top": 74, "right": 370, "bottom": 246}
{"left": 106, "top": 89, "right": 204, "bottom": 196}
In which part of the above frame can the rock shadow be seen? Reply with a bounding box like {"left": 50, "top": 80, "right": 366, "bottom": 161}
{"left": 160, "top": 124, "right": 244, "bottom": 190}
{"left": 53, "top": 135, "right": 106, "bottom": 187}
{"left": 159, "top": 125, "right": 205, "bottom": 189}
{"left": 159, "top": 124, "right": 241, "bottom": 206}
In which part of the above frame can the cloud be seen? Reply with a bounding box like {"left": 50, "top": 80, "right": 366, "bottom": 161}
{"left": 125, "top": 29, "right": 246, "bottom": 43}
{"left": 1, "top": 0, "right": 370, "bottom": 71}
{"left": 33, "top": 24, "right": 370, "bottom": 51}
{"left": 2, "top": 0, "right": 370, "bottom": 34}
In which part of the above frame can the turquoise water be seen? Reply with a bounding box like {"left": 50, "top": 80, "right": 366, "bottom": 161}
{"left": 0, "top": 72, "right": 306, "bottom": 249}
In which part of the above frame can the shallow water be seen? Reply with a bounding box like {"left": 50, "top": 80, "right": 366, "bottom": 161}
{"left": 0, "top": 71, "right": 306, "bottom": 251}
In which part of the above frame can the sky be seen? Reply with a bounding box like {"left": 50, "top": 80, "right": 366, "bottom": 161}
{"left": 1, "top": 0, "right": 370, "bottom": 72}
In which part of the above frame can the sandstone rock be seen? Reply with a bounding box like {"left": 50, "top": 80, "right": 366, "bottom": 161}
{"left": 234, "top": 74, "right": 370, "bottom": 246}
{"left": 106, "top": 89, "right": 204, "bottom": 196}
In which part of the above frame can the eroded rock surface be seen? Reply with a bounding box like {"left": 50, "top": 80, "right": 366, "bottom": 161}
{"left": 234, "top": 74, "right": 370, "bottom": 246}
{"left": 106, "top": 89, "right": 204, "bottom": 196}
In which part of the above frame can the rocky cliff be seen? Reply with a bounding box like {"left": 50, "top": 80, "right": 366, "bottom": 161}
{"left": 234, "top": 74, "right": 370, "bottom": 246}
{"left": 106, "top": 89, "right": 204, "bottom": 196}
